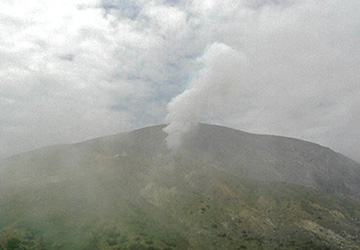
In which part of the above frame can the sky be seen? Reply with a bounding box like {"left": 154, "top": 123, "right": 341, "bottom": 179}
{"left": 0, "top": 0, "right": 359, "bottom": 161}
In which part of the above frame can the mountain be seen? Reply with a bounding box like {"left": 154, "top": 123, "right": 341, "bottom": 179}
{"left": 0, "top": 123, "right": 360, "bottom": 250}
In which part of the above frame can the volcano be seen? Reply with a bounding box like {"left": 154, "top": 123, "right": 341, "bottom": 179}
{"left": 0, "top": 124, "right": 359, "bottom": 249}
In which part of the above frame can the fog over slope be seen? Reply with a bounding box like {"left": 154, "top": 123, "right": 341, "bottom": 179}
{"left": 0, "top": 124, "right": 360, "bottom": 249}
{"left": 2, "top": 124, "right": 360, "bottom": 197}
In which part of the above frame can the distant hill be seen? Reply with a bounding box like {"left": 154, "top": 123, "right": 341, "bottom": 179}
{"left": 0, "top": 124, "right": 359, "bottom": 249}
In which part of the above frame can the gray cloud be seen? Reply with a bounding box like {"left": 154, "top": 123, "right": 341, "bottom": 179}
{"left": 101, "top": 0, "right": 140, "bottom": 19}
{"left": 0, "top": 0, "right": 359, "bottom": 162}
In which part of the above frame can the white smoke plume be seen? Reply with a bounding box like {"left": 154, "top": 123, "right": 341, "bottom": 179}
{"left": 163, "top": 42, "right": 247, "bottom": 152}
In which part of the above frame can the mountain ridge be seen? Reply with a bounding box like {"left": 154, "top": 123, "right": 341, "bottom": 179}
{"left": 2, "top": 123, "right": 360, "bottom": 197}
{"left": 2, "top": 123, "right": 354, "bottom": 164}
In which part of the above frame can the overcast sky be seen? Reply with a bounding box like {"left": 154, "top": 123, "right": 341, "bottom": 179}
{"left": 0, "top": 0, "right": 359, "bottom": 161}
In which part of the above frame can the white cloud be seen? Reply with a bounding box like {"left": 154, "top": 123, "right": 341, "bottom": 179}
{"left": 0, "top": 0, "right": 360, "bottom": 162}
{"left": 163, "top": 42, "right": 247, "bottom": 151}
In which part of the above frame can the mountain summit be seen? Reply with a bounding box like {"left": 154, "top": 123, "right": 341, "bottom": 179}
{"left": 1, "top": 124, "right": 360, "bottom": 249}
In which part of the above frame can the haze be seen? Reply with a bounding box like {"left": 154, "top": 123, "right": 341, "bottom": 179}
{"left": 1, "top": 0, "right": 359, "bottom": 162}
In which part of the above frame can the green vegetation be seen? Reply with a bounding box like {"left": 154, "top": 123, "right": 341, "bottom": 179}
{"left": 0, "top": 226, "right": 45, "bottom": 250}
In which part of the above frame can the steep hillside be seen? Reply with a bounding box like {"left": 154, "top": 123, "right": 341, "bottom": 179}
{"left": 0, "top": 124, "right": 359, "bottom": 249}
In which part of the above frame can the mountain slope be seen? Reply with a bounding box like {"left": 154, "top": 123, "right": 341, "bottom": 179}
{"left": 0, "top": 124, "right": 360, "bottom": 249}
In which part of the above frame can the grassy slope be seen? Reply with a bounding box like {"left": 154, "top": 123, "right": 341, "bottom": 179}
{"left": 1, "top": 154, "right": 360, "bottom": 249}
